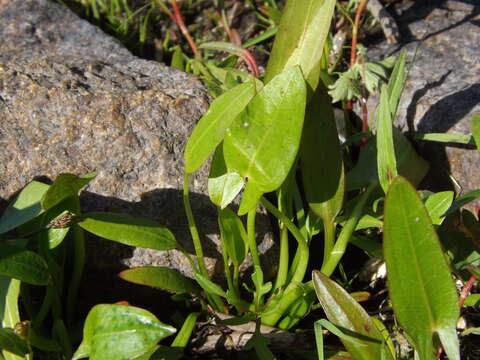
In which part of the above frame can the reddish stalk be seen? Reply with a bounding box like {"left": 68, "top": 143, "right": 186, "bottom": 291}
{"left": 171, "top": 0, "right": 198, "bottom": 57}
{"left": 459, "top": 275, "right": 478, "bottom": 308}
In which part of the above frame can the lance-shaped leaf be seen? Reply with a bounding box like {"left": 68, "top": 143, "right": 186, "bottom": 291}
{"left": 0, "top": 328, "right": 29, "bottom": 357}
{"left": 386, "top": 50, "right": 407, "bottom": 118}
{"left": 301, "top": 85, "right": 344, "bottom": 222}
{"left": 208, "top": 146, "right": 244, "bottom": 208}
{"left": 41, "top": 173, "right": 96, "bottom": 211}
{"left": 471, "top": 114, "right": 480, "bottom": 150}
{"left": 0, "top": 181, "right": 49, "bottom": 234}
{"left": 224, "top": 66, "right": 306, "bottom": 214}
{"left": 313, "top": 271, "right": 393, "bottom": 360}
{"left": 0, "top": 243, "right": 50, "bottom": 285}
{"left": 73, "top": 304, "right": 176, "bottom": 360}
{"left": 218, "top": 207, "right": 248, "bottom": 266}
{"left": 184, "top": 81, "right": 260, "bottom": 173}
{"left": 264, "top": 0, "right": 336, "bottom": 91}
{"left": 377, "top": 84, "right": 398, "bottom": 193}
{"left": 384, "top": 176, "right": 460, "bottom": 360}
{"left": 78, "top": 212, "right": 177, "bottom": 250}
{"left": 424, "top": 191, "right": 454, "bottom": 225}
{"left": 119, "top": 267, "right": 200, "bottom": 295}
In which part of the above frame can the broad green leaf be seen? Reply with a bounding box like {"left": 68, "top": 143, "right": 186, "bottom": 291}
{"left": 0, "top": 243, "right": 49, "bottom": 285}
{"left": 377, "top": 85, "right": 398, "bottom": 193}
{"left": 41, "top": 173, "right": 96, "bottom": 211}
{"left": 386, "top": 51, "right": 407, "bottom": 117}
{"left": 237, "top": 182, "right": 263, "bottom": 216}
{"left": 414, "top": 133, "right": 475, "bottom": 146}
{"left": 301, "top": 85, "right": 344, "bottom": 222}
{"left": 328, "top": 67, "right": 361, "bottom": 103}
{"left": 464, "top": 294, "right": 480, "bottom": 307}
{"left": 208, "top": 147, "right": 244, "bottom": 208}
{"left": 0, "top": 278, "right": 21, "bottom": 360}
{"left": 170, "top": 46, "right": 185, "bottom": 71}
{"left": 264, "top": 0, "right": 336, "bottom": 91}
{"left": 350, "top": 234, "right": 383, "bottom": 259}
{"left": 218, "top": 208, "right": 248, "bottom": 266}
{"left": 194, "top": 274, "right": 227, "bottom": 298}
{"left": 313, "top": 271, "right": 392, "bottom": 360}
{"left": 0, "top": 328, "right": 29, "bottom": 357}
{"left": 347, "top": 128, "right": 428, "bottom": 191}
{"left": 244, "top": 332, "right": 275, "bottom": 360}
{"left": 0, "top": 181, "right": 49, "bottom": 234}
{"left": 184, "top": 81, "right": 259, "bottom": 173}
{"left": 78, "top": 212, "right": 177, "bottom": 250}
{"left": 424, "top": 191, "right": 454, "bottom": 225}
{"left": 73, "top": 304, "right": 176, "bottom": 360}
{"left": 223, "top": 66, "right": 306, "bottom": 207}
{"left": 384, "top": 176, "right": 460, "bottom": 360}
{"left": 119, "top": 267, "right": 200, "bottom": 295}
{"left": 472, "top": 114, "right": 480, "bottom": 150}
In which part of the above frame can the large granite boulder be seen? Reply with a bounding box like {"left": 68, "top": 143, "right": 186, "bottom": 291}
{"left": 367, "top": 0, "right": 480, "bottom": 195}
{"left": 0, "top": 0, "right": 276, "bottom": 282}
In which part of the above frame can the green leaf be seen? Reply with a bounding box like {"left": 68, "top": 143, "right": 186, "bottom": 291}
{"left": 0, "top": 181, "right": 49, "bottom": 234}
{"left": 376, "top": 85, "right": 398, "bottom": 193}
{"left": 0, "top": 243, "right": 50, "bottom": 285}
{"left": 264, "top": 0, "right": 336, "bottom": 91}
{"left": 208, "top": 147, "right": 244, "bottom": 208}
{"left": 171, "top": 312, "right": 199, "bottom": 348}
{"left": 218, "top": 208, "right": 248, "bottom": 266}
{"left": 347, "top": 128, "right": 429, "bottom": 191}
{"left": 244, "top": 332, "right": 274, "bottom": 360}
{"left": 384, "top": 176, "right": 460, "bottom": 360}
{"left": 224, "top": 66, "right": 306, "bottom": 214}
{"left": 414, "top": 133, "right": 475, "bottom": 146}
{"left": 73, "top": 304, "right": 176, "bottom": 360}
{"left": 78, "top": 212, "right": 177, "bottom": 250}
{"left": 445, "top": 189, "right": 480, "bottom": 215}
{"left": 328, "top": 67, "right": 361, "bottom": 103}
{"left": 0, "top": 278, "right": 21, "bottom": 360}
{"left": 301, "top": 85, "right": 344, "bottom": 222}
{"left": 41, "top": 173, "right": 96, "bottom": 211}
{"left": 424, "top": 191, "right": 454, "bottom": 225}
{"left": 363, "top": 57, "right": 396, "bottom": 95}
{"left": 170, "top": 46, "right": 185, "bottom": 71}
{"left": 472, "top": 114, "right": 480, "bottom": 150}
{"left": 0, "top": 328, "right": 29, "bottom": 357}
{"left": 184, "top": 81, "right": 259, "bottom": 173}
{"left": 194, "top": 274, "right": 227, "bottom": 298}
{"left": 386, "top": 51, "right": 407, "bottom": 118}
{"left": 312, "top": 271, "right": 392, "bottom": 360}
{"left": 119, "top": 267, "right": 200, "bottom": 295}
{"left": 464, "top": 294, "right": 480, "bottom": 307}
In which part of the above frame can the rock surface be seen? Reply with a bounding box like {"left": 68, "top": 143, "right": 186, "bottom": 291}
{"left": 367, "top": 0, "right": 480, "bottom": 195}
{"left": 0, "top": 0, "right": 276, "bottom": 281}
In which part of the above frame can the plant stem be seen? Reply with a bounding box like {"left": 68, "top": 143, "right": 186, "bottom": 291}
{"left": 321, "top": 184, "right": 375, "bottom": 276}
{"left": 171, "top": 0, "right": 198, "bottom": 57}
{"left": 66, "top": 197, "right": 85, "bottom": 325}
{"left": 322, "top": 218, "right": 336, "bottom": 266}
{"left": 350, "top": 0, "right": 368, "bottom": 67}
{"left": 247, "top": 208, "right": 261, "bottom": 269}
{"left": 274, "top": 189, "right": 291, "bottom": 290}
{"left": 459, "top": 275, "right": 478, "bottom": 307}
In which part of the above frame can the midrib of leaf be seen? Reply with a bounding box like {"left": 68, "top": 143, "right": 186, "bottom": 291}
{"left": 288, "top": 1, "right": 315, "bottom": 67}
{"left": 396, "top": 190, "right": 435, "bottom": 331}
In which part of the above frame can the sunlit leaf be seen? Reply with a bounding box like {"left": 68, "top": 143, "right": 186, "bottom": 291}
{"left": 0, "top": 243, "right": 49, "bottom": 285}
{"left": 119, "top": 267, "right": 200, "bottom": 295}
{"left": 73, "top": 304, "right": 175, "bottom": 360}
{"left": 414, "top": 133, "right": 475, "bottom": 146}
{"left": 386, "top": 51, "right": 407, "bottom": 117}
{"left": 313, "top": 271, "right": 392, "bottom": 360}
{"left": 0, "top": 278, "right": 21, "bottom": 360}
{"left": 78, "top": 212, "right": 177, "bottom": 250}
{"left": 184, "top": 81, "right": 259, "bottom": 173}
{"left": 41, "top": 173, "right": 96, "bottom": 211}
{"left": 264, "top": 0, "right": 336, "bottom": 91}
{"left": 384, "top": 176, "right": 460, "bottom": 360}
{"left": 224, "top": 66, "right": 306, "bottom": 214}
{"left": 424, "top": 191, "right": 454, "bottom": 225}
{"left": 472, "top": 114, "right": 480, "bottom": 150}
{"left": 0, "top": 181, "right": 49, "bottom": 234}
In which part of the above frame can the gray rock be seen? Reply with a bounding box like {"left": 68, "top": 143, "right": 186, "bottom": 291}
{"left": 0, "top": 0, "right": 277, "bottom": 281}
{"left": 367, "top": 0, "right": 480, "bottom": 197}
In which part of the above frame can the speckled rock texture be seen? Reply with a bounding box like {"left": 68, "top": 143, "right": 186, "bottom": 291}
{"left": 367, "top": 0, "right": 480, "bottom": 195}
{"left": 0, "top": 0, "right": 276, "bottom": 281}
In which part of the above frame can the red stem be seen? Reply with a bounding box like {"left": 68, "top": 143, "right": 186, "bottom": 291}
{"left": 171, "top": 0, "right": 198, "bottom": 56}
{"left": 459, "top": 275, "right": 478, "bottom": 308}
{"left": 350, "top": 0, "right": 368, "bottom": 67}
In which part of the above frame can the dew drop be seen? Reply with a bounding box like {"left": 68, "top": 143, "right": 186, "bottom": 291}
{"left": 242, "top": 122, "right": 250, "bottom": 128}
{"left": 415, "top": 217, "right": 419, "bottom": 222}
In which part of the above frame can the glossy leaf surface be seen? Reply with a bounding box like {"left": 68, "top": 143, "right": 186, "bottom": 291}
{"left": 78, "top": 212, "right": 177, "bottom": 250}
{"left": 424, "top": 191, "right": 454, "bottom": 225}
{"left": 73, "top": 304, "right": 176, "bottom": 360}
{"left": 0, "top": 181, "right": 49, "bottom": 234}
{"left": 264, "top": 0, "right": 336, "bottom": 91}
{"left": 218, "top": 207, "right": 248, "bottom": 266}
{"left": 41, "top": 173, "right": 96, "bottom": 211}
{"left": 301, "top": 85, "right": 344, "bottom": 221}
{"left": 184, "top": 81, "right": 259, "bottom": 173}
{"left": 376, "top": 85, "right": 398, "bottom": 193}
{"left": 384, "top": 176, "right": 460, "bottom": 360}
{"left": 224, "top": 66, "right": 306, "bottom": 213}
{"left": 119, "top": 267, "right": 200, "bottom": 295}
{"left": 313, "top": 271, "right": 392, "bottom": 360}
{"left": 0, "top": 243, "right": 49, "bottom": 285}
{"left": 0, "top": 328, "right": 29, "bottom": 357}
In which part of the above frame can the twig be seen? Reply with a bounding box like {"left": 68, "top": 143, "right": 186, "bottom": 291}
{"left": 459, "top": 275, "right": 478, "bottom": 308}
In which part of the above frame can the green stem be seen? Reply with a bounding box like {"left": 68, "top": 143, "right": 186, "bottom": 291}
{"left": 322, "top": 218, "right": 336, "bottom": 266}
{"left": 183, "top": 173, "right": 208, "bottom": 277}
{"left": 66, "top": 222, "right": 85, "bottom": 325}
{"left": 274, "top": 187, "right": 291, "bottom": 290}
{"left": 261, "top": 197, "right": 308, "bottom": 284}
{"left": 321, "top": 184, "right": 375, "bottom": 276}
{"left": 247, "top": 208, "right": 261, "bottom": 269}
